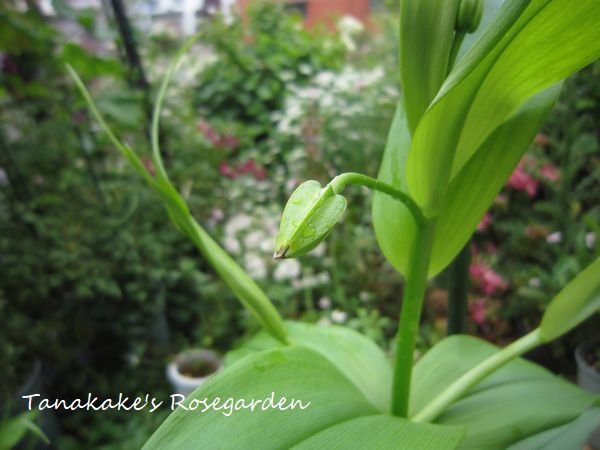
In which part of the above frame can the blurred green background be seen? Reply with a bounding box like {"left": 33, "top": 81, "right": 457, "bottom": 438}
{"left": 1, "top": 0, "right": 598, "bottom": 447}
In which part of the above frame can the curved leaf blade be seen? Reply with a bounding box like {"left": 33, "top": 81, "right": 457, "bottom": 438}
{"left": 411, "top": 336, "right": 599, "bottom": 449}
{"left": 292, "top": 415, "right": 465, "bottom": 450}
{"left": 406, "top": 0, "right": 600, "bottom": 214}
{"left": 224, "top": 321, "right": 392, "bottom": 412}
{"left": 144, "top": 346, "right": 379, "bottom": 449}
{"left": 540, "top": 257, "right": 600, "bottom": 342}
{"left": 507, "top": 408, "right": 600, "bottom": 450}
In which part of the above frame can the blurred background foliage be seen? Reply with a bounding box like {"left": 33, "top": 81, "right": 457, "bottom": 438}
{"left": 0, "top": 0, "right": 598, "bottom": 447}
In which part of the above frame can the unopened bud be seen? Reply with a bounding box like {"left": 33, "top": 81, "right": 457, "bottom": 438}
{"left": 456, "top": 0, "right": 483, "bottom": 34}
{"left": 274, "top": 180, "right": 346, "bottom": 259}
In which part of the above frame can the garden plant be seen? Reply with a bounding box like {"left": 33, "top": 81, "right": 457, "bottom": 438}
{"left": 69, "top": 0, "right": 600, "bottom": 448}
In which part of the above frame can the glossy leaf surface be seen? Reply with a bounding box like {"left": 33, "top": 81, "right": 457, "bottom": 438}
{"left": 406, "top": 0, "right": 600, "bottom": 214}
{"left": 292, "top": 415, "right": 464, "bottom": 450}
{"left": 224, "top": 321, "right": 392, "bottom": 412}
{"left": 539, "top": 257, "right": 600, "bottom": 341}
{"left": 506, "top": 408, "right": 600, "bottom": 450}
{"left": 275, "top": 181, "right": 346, "bottom": 259}
{"left": 411, "top": 336, "right": 598, "bottom": 449}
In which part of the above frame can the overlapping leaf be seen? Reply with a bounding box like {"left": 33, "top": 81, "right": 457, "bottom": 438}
{"left": 224, "top": 321, "right": 392, "bottom": 412}
{"left": 506, "top": 408, "right": 600, "bottom": 450}
{"left": 406, "top": 0, "right": 600, "bottom": 215}
{"left": 410, "top": 336, "right": 599, "bottom": 449}
{"left": 373, "top": 0, "right": 600, "bottom": 276}
{"left": 540, "top": 257, "right": 600, "bottom": 341}
{"left": 145, "top": 345, "right": 461, "bottom": 450}
{"left": 292, "top": 415, "right": 464, "bottom": 450}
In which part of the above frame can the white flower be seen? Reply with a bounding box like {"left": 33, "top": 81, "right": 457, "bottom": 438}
{"left": 546, "top": 231, "right": 562, "bottom": 244}
{"left": 292, "top": 272, "right": 331, "bottom": 290}
{"left": 273, "top": 259, "right": 302, "bottom": 281}
{"left": 225, "top": 213, "right": 252, "bottom": 236}
{"left": 331, "top": 309, "right": 348, "bottom": 324}
{"left": 244, "top": 254, "right": 267, "bottom": 280}
{"left": 314, "top": 71, "right": 336, "bottom": 86}
{"left": 359, "top": 291, "right": 370, "bottom": 303}
{"left": 311, "top": 243, "right": 327, "bottom": 257}
{"left": 244, "top": 230, "right": 266, "bottom": 251}
{"left": 318, "top": 296, "right": 332, "bottom": 309}
{"left": 528, "top": 277, "right": 542, "bottom": 288}
{"left": 223, "top": 237, "right": 241, "bottom": 255}
{"left": 585, "top": 232, "right": 596, "bottom": 249}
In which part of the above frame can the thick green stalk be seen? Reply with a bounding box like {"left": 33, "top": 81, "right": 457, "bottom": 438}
{"left": 412, "top": 328, "right": 543, "bottom": 422}
{"left": 446, "top": 242, "right": 471, "bottom": 335}
{"left": 391, "top": 218, "right": 437, "bottom": 417}
{"left": 330, "top": 172, "right": 425, "bottom": 226}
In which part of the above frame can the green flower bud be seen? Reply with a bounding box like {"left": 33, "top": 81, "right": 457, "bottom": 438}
{"left": 456, "top": 0, "right": 483, "bottom": 34}
{"left": 274, "top": 180, "right": 347, "bottom": 259}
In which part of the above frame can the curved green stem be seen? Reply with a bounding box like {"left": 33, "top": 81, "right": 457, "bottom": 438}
{"left": 412, "top": 328, "right": 543, "bottom": 422}
{"left": 330, "top": 172, "right": 426, "bottom": 226}
{"left": 151, "top": 31, "right": 203, "bottom": 183}
{"left": 68, "top": 45, "right": 291, "bottom": 345}
{"left": 391, "top": 218, "right": 437, "bottom": 417}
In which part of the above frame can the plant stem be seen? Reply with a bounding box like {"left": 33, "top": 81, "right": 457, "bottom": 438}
{"left": 330, "top": 172, "right": 425, "bottom": 226}
{"left": 412, "top": 328, "right": 542, "bottom": 422}
{"left": 391, "top": 218, "right": 437, "bottom": 417}
{"left": 447, "top": 242, "right": 471, "bottom": 335}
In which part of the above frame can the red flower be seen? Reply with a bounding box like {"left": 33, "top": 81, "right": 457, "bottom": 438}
{"left": 540, "top": 163, "right": 560, "bottom": 182}
{"left": 469, "top": 299, "right": 487, "bottom": 326}
{"left": 507, "top": 161, "right": 539, "bottom": 197}
{"left": 219, "top": 162, "right": 238, "bottom": 179}
{"left": 470, "top": 261, "right": 508, "bottom": 296}
{"left": 477, "top": 213, "right": 492, "bottom": 233}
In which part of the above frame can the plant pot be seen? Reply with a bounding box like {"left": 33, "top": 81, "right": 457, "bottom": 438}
{"left": 166, "top": 349, "right": 222, "bottom": 397}
{"left": 575, "top": 339, "right": 600, "bottom": 393}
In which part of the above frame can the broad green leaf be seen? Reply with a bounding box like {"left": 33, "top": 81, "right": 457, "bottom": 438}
{"left": 372, "top": 105, "right": 416, "bottom": 276}
{"left": 292, "top": 415, "right": 464, "bottom": 450}
{"left": 399, "top": 0, "right": 460, "bottom": 133}
{"left": 506, "top": 408, "right": 600, "bottom": 450}
{"left": 374, "top": 85, "right": 558, "bottom": 276}
{"left": 406, "top": 0, "right": 600, "bottom": 214}
{"left": 225, "top": 321, "right": 392, "bottom": 412}
{"left": 540, "top": 257, "right": 600, "bottom": 342}
{"left": 410, "top": 335, "right": 551, "bottom": 416}
{"left": 428, "top": 85, "right": 560, "bottom": 274}
{"left": 275, "top": 181, "right": 346, "bottom": 259}
{"left": 144, "top": 346, "right": 379, "bottom": 449}
{"left": 411, "top": 336, "right": 598, "bottom": 449}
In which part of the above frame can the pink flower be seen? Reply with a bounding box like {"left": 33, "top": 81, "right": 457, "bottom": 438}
{"left": 219, "top": 162, "right": 238, "bottom": 179}
{"left": 507, "top": 162, "right": 539, "bottom": 197}
{"left": 470, "top": 261, "right": 509, "bottom": 296}
{"left": 477, "top": 213, "right": 492, "bottom": 233}
{"left": 238, "top": 160, "right": 268, "bottom": 181}
{"left": 540, "top": 164, "right": 560, "bottom": 182}
{"left": 198, "top": 119, "right": 222, "bottom": 147}
{"left": 469, "top": 299, "right": 487, "bottom": 326}
{"left": 220, "top": 135, "right": 239, "bottom": 151}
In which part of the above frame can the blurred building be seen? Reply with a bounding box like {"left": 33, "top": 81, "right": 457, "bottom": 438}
{"left": 238, "top": 0, "right": 378, "bottom": 29}
{"left": 34, "top": 0, "right": 383, "bottom": 36}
